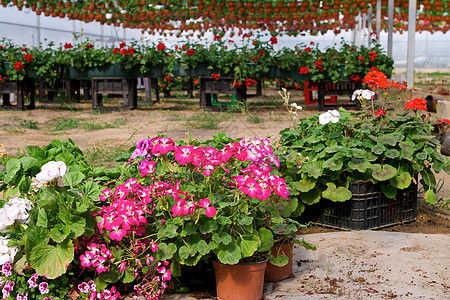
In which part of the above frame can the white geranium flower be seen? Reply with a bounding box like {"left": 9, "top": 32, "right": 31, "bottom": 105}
{"left": 352, "top": 89, "right": 375, "bottom": 103}
{"left": 32, "top": 161, "right": 68, "bottom": 191}
{"left": 0, "top": 236, "right": 19, "bottom": 265}
{"left": 0, "top": 197, "right": 32, "bottom": 233}
{"left": 319, "top": 110, "right": 341, "bottom": 125}
{"left": 290, "top": 103, "right": 303, "bottom": 110}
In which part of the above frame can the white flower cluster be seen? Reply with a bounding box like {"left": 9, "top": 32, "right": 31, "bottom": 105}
{"left": 0, "top": 197, "right": 32, "bottom": 233}
{"left": 0, "top": 236, "right": 19, "bottom": 265}
{"left": 351, "top": 89, "right": 375, "bottom": 103}
{"left": 319, "top": 109, "right": 341, "bottom": 125}
{"left": 31, "top": 161, "right": 68, "bottom": 191}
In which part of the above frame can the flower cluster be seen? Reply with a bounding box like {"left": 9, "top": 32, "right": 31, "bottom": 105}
{"left": 79, "top": 243, "right": 114, "bottom": 273}
{"left": 211, "top": 72, "right": 220, "bottom": 81}
{"left": 319, "top": 109, "right": 341, "bottom": 125}
{"left": 363, "top": 69, "right": 407, "bottom": 90}
{"left": 299, "top": 66, "right": 309, "bottom": 75}
{"left": 134, "top": 261, "right": 171, "bottom": 300}
{"left": 351, "top": 89, "right": 375, "bottom": 106}
{"left": 0, "top": 196, "right": 32, "bottom": 233}
{"left": 78, "top": 282, "right": 121, "bottom": 300}
{"left": 2, "top": 280, "right": 15, "bottom": 298}
{"left": 96, "top": 179, "right": 155, "bottom": 241}
{"left": 31, "top": 160, "right": 68, "bottom": 191}
{"left": 404, "top": 98, "right": 427, "bottom": 111}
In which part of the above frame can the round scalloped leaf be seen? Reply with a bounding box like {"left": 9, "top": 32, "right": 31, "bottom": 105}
{"left": 322, "top": 183, "right": 352, "bottom": 202}
{"left": 269, "top": 254, "right": 289, "bottom": 267}
{"left": 350, "top": 148, "right": 365, "bottom": 158}
{"left": 385, "top": 149, "right": 400, "bottom": 159}
{"left": 399, "top": 140, "right": 415, "bottom": 149}
{"left": 300, "top": 186, "right": 321, "bottom": 205}
{"left": 280, "top": 197, "right": 298, "bottom": 218}
{"left": 217, "top": 243, "right": 241, "bottom": 265}
{"left": 379, "top": 134, "right": 401, "bottom": 146}
{"left": 293, "top": 175, "right": 317, "bottom": 193}
{"left": 291, "top": 201, "right": 305, "bottom": 218}
{"left": 237, "top": 235, "right": 259, "bottom": 258}
{"left": 380, "top": 184, "right": 397, "bottom": 199}
{"left": 29, "top": 242, "right": 74, "bottom": 279}
{"left": 323, "top": 157, "right": 343, "bottom": 171}
{"left": 302, "top": 161, "right": 324, "bottom": 179}
{"left": 348, "top": 158, "right": 372, "bottom": 172}
{"left": 416, "top": 152, "right": 427, "bottom": 160}
{"left": 401, "top": 147, "right": 414, "bottom": 161}
{"left": 325, "top": 146, "right": 344, "bottom": 153}
{"left": 257, "top": 228, "right": 274, "bottom": 252}
{"left": 371, "top": 164, "right": 398, "bottom": 181}
{"left": 389, "top": 172, "right": 411, "bottom": 189}
{"left": 372, "top": 144, "right": 386, "bottom": 155}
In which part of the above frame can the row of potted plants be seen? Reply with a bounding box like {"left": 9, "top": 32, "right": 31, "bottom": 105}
{"left": 0, "top": 36, "right": 393, "bottom": 85}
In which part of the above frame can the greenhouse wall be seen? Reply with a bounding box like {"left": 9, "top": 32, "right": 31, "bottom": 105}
{"left": 0, "top": 6, "right": 449, "bottom": 69}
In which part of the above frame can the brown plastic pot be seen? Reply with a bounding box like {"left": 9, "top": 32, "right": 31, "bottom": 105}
{"left": 213, "top": 257, "right": 268, "bottom": 300}
{"left": 264, "top": 242, "right": 294, "bottom": 282}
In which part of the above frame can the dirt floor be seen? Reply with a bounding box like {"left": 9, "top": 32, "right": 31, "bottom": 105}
{"left": 1, "top": 80, "right": 450, "bottom": 300}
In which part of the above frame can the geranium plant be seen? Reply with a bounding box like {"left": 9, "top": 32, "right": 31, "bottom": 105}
{"left": 277, "top": 70, "right": 450, "bottom": 216}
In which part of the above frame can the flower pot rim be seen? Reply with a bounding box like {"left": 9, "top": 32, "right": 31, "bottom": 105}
{"left": 212, "top": 255, "right": 269, "bottom": 266}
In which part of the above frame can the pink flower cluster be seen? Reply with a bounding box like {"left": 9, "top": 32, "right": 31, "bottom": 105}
{"left": 133, "top": 261, "right": 171, "bottom": 300}
{"left": 97, "top": 178, "right": 156, "bottom": 241}
{"left": 28, "top": 273, "right": 38, "bottom": 288}
{"left": 2, "top": 280, "right": 14, "bottom": 298}
{"left": 78, "top": 282, "right": 121, "bottom": 300}
{"left": 79, "top": 243, "right": 113, "bottom": 274}
{"left": 1, "top": 262, "right": 11, "bottom": 276}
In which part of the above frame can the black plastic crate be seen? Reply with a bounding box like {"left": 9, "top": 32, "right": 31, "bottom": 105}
{"left": 308, "top": 181, "right": 417, "bottom": 230}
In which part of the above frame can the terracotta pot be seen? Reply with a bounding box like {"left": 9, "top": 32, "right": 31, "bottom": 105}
{"left": 265, "top": 242, "right": 294, "bottom": 282}
{"left": 213, "top": 257, "right": 268, "bottom": 300}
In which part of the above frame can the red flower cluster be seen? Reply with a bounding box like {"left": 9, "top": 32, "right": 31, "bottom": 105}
{"left": 87, "top": 44, "right": 94, "bottom": 49}
{"left": 64, "top": 42, "right": 72, "bottom": 49}
{"left": 363, "top": 70, "right": 390, "bottom": 89}
{"left": 437, "top": 119, "right": 449, "bottom": 125}
{"left": 119, "top": 42, "right": 126, "bottom": 48}
{"left": 315, "top": 57, "right": 324, "bottom": 72}
{"left": 0, "top": 74, "right": 3, "bottom": 82}
{"left": 186, "top": 49, "right": 195, "bottom": 56}
{"left": 270, "top": 36, "right": 278, "bottom": 45}
{"left": 21, "top": 47, "right": 28, "bottom": 52}
{"left": 359, "top": 55, "right": 365, "bottom": 63}
{"left": 13, "top": 61, "right": 24, "bottom": 71}
{"left": 251, "top": 56, "right": 259, "bottom": 62}
{"left": 404, "top": 98, "right": 428, "bottom": 111}
{"left": 375, "top": 109, "right": 386, "bottom": 116}
{"left": 24, "top": 54, "right": 33, "bottom": 62}
{"left": 299, "top": 66, "right": 309, "bottom": 75}
{"left": 211, "top": 72, "right": 220, "bottom": 81}
{"left": 164, "top": 75, "right": 171, "bottom": 82}
{"left": 304, "top": 47, "right": 312, "bottom": 53}
{"left": 351, "top": 74, "right": 361, "bottom": 82}
{"left": 369, "top": 51, "right": 377, "bottom": 61}
{"left": 157, "top": 43, "right": 166, "bottom": 51}
{"left": 244, "top": 78, "right": 257, "bottom": 87}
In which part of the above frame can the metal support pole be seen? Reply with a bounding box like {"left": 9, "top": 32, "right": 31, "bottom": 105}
{"left": 387, "top": 0, "right": 394, "bottom": 58}
{"left": 36, "top": 14, "right": 41, "bottom": 47}
{"left": 376, "top": 0, "right": 381, "bottom": 38}
{"left": 406, "top": 0, "right": 416, "bottom": 89}
{"left": 368, "top": 6, "right": 373, "bottom": 46}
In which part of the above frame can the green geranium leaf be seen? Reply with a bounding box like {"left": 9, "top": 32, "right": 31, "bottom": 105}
{"left": 238, "top": 215, "right": 253, "bottom": 226}
{"left": 425, "top": 189, "right": 436, "bottom": 204}
{"left": 269, "top": 254, "right": 289, "bottom": 267}
{"left": 389, "top": 172, "right": 411, "bottom": 189}
{"left": 380, "top": 184, "right": 398, "bottom": 199}
{"left": 322, "top": 183, "right": 352, "bottom": 202}
{"left": 401, "top": 147, "right": 414, "bottom": 161}
{"left": 123, "top": 268, "right": 136, "bottom": 283}
{"left": 49, "top": 225, "right": 71, "bottom": 243}
{"left": 291, "top": 201, "right": 305, "bottom": 218}
{"left": 348, "top": 158, "right": 372, "bottom": 172}
{"left": 296, "top": 239, "right": 317, "bottom": 250}
{"left": 300, "top": 186, "right": 321, "bottom": 205}
{"left": 385, "top": 149, "right": 400, "bottom": 159}
{"left": 101, "top": 268, "right": 121, "bottom": 284}
{"left": 293, "top": 175, "right": 317, "bottom": 193}
{"left": 217, "top": 243, "right": 241, "bottom": 265}
{"left": 371, "top": 164, "right": 398, "bottom": 181}
{"left": 325, "top": 146, "right": 344, "bottom": 153}
{"left": 4, "top": 159, "right": 21, "bottom": 184}
{"left": 181, "top": 222, "right": 196, "bottom": 237}
{"left": 199, "top": 218, "right": 218, "bottom": 234}
{"left": 237, "top": 235, "right": 259, "bottom": 258}
{"left": 416, "top": 152, "right": 427, "bottom": 160}
{"left": 19, "top": 156, "right": 38, "bottom": 171}
{"left": 156, "top": 243, "right": 177, "bottom": 261}
{"left": 372, "top": 144, "right": 386, "bottom": 155}
{"left": 160, "top": 224, "right": 178, "bottom": 238}
{"left": 63, "top": 171, "right": 85, "bottom": 188}
{"left": 36, "top": 208, "right": 48, "bottom": 227}
{"left": 280, "top": 197, "right": 298, "bottom": 218}
{"left": 257, "top": 228, "right": 274, "bottom": 252}
{"left": 29, "top": 241, "right": 74, "bottom": 279}
{"left": 302, "top": 161, "right": 323, "bottom": 179}
{"left": 179, "top": 245, "right": 189, "bottom": 260}
{"left": 379, "top": 133, "right": 401, "bottom": 146}
{"left": 350, "top": 148, "right": 365, "bottom": 158}
{"left": 217, "top": 216, "right": 231, "bottom": 225}
{"left": 323, "top": 157, "right": 343, "bottom": 171}
{"left": 197, "top": 240, "right": 209, "bottom": 256}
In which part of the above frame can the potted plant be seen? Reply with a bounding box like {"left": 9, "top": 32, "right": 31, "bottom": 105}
{"left": 114, "top": 132, "right": 290, "bottom": 299}
{"left": 276, "top": 70, "right": 450, "bottom": 229}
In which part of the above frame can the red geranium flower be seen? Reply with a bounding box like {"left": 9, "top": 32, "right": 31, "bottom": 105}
{"left": 87, "top": 44, "right": 94, "bottom": 49}
{"left": 112, "top": 47, "right": 119, "bottom": 55}
{"left": 363, "top": 70, "right": 390, "bottom": 90}
{"left": 157, "top": 43, "right": 166, "bottom": 51}
{"left": 437, "top": 119, "right": 449, "bottom": 125}
{"left": 0, "top": 74, "right": 3, "bottom": 81}
{"left": 24, "top": 54, "right": 33, "bottom": 62}
{"left": 64, "top": 43, "right": 72, "bottom": 49}
{"left": 369, "top": 51, "right": 377, "bottom": 61}
{"left": 404, "top": 98, "right": 427, "bottom": 111}
{"left": 128, "top": 47, "right": 135, "bottom": 55}
{"left": 22, "top": 47, "right": 28, "bottom": 52}
{"left": 375, "top": 109, "right": 386, "bottom": 116}
{"left": 14, "top": 61, "right": 24, "bottom": 70}
{"left": 351, "top": 75, "right": 361, "bottom": 82}
{"left": 119, "top": 42, "right": 126, "bottom": 48}
{"left": 304, "top": 47, "right": 312, "bottom": 53}
{"left": 270, "top": 36, "right": 278, "bottom": 45}
{"left": 299, "top": 66, "right": 309, "bottom": 75}
{"left": 186, "top": 49, "right": 195, "bottom": 56}
{"left": 120, "top": 48, "right": 128, "bottom": 55}
{"left": 359, "top": 56, "right": 365, "bottom": 62}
